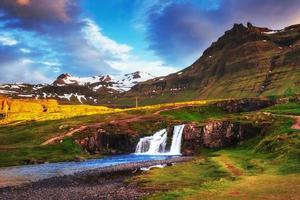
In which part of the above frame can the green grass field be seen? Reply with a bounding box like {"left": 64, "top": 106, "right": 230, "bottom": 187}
{"left": 130, "top": 102, "right": 300, "bottom": 199}
{"left": 0, "top": 99, "right": 299, "bottom": 199}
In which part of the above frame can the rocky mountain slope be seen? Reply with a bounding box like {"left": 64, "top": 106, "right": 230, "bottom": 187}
{"left": 0, "top": 71, "right": 155, "bottom": 105}
{"left": 1, "top": 23, "right": 300, "bottom": 106}
{"left": 128, "top": 23, "right": 300, "bottom": 101}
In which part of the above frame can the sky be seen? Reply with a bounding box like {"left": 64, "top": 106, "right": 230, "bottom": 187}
{"left": 0, "top": 0, "right": 299, "bottom": 83}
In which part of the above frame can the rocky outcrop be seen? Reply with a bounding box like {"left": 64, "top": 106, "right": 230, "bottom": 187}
{"left": 181, "top": 123, "right": 202, "bottom": 156}
{"left": 76, "top": 128, "right": 139, "bottom": 154}
{"left": 215, "top": 99, "right": 274, "bottom": 113}
{"left": 180, "top": 121, "right": 261, "bottom": 154}
{"left": 202, "top": 121, "right": 260, "bottom": 148}
{"left": 76, "top": 121, "right": 261, "bottom": 156}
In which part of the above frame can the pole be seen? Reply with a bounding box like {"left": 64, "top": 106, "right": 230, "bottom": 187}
{"left": 135, "top": 96, "right": 138, "bottom": 108}
{"left": 4, "top": 96, "right": 8, "bottom": 120}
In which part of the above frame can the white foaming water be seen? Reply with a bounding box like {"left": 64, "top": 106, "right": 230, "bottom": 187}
{"left": 135, "top": 125, "right": 185, "bottom": 155}
{"left": 169, "top": 125, "right": 185, "bottom": 155}
{"left": 135, "top": 129, "right": 168, "bottom": 154}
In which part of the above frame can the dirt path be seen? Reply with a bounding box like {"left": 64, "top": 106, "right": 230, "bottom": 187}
{"left": 41, "top": 104, "right": 191, "bottom": 146}
{"left": 41, "top": 115, "right": 145, "bottom": 146}
{"left": 263, "top": 112, "right": 300, "bottom": 130}
{"left": 41, "top": 125, "right": 88, "bottom": 145}
{"left": 213, "top": 155, "right": 243, "bottom": 177}
{"left": 291, "top": 116, "right": 300, "bottom": 130}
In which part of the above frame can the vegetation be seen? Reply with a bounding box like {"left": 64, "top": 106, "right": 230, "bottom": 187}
{"left": 134, "top": 121, "right": 300, "bottom": 199}
{"left": 263, "top": 102, "right": 300, "bottom": 115}
{"left": 0, "top": 97, "right": 299, "bottom": 199}
{"left": 161, "top": 105, "right": 229, "bottom": 122}
{"left": 0, "top": 99, "right": 216, "bottom": 167}
{"left": 130, "top": 101, "right": 300, "bottom": 199}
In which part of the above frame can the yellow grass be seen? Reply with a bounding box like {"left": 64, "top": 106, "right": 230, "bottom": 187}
{"left": 126, "top": 99, "right": 225, "bottom": 112}
{"left": 0, "top": 97, "right": 226, "bottom": 125}
{"left": 0, "top": 97, "right": 121, "bottom": 125}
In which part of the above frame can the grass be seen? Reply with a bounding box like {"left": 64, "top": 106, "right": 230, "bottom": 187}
{"left": 0, "top": 99, "right": 216, "bottom": 167}
{"left": 263, "top": 102, "right": 300, "bottom": 115}
{"left": 0, "top": 97, "right": 299, "bottom": 199}
{"left": 133, "top": 157, "right": 231, "bottom": 200}
{"left": 134, "top": 139, "right": 300, "bottom": 200}
{"left": 129, "top": 102, "right": 300, "bottom": 199}
{"left": 0, "top": 112, "right": 128, "bottom": 167}
{"left": 0, "top": 138, "right": 99, "bottom": 167}
{"left": 161, "top": 105, "right": 229, "bottom": 122}
{"left": 0, "top": 112, "right": 127, "bottom": 148}
{"left": 0, "top": 98, "right": 121, "bottom": 125}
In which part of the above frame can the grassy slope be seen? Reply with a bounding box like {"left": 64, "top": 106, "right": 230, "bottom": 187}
{"left": 0, "top": 112, "right": 128, "bottom": 167}
{"left": 0, "top": 100, "right": 299, "bottom": 199}
{"left": 0, "top": 100, "right": 211, "bottom": 167}
{"left": 132, "top": 103, "right": 300, "bottom": 200}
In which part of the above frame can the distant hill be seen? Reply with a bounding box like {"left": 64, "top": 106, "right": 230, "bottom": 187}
{"left": 0, "top": 71, "right": 155, "bottom": 105}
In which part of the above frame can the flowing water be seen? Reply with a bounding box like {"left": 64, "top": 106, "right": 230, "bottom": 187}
{"left": 0, "top": 124, "right": 185, "bottom": 188}
{"left": 169, "top": 125, "right": 185, "bottom": 155}
{"left": 135, "top": 124, "right": 185, "bottom": 155}
{"left": 0, "top": 154, "right": 172, "bottom": 188}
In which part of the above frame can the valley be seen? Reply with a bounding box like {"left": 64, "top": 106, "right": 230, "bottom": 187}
{"left": 0, "top": 96, "right": 299, "bottom": 199}
{"left": 0, "top": 22, "right": 299, "bottom": 200}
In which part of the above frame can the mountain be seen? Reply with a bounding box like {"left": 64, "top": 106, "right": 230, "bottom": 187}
{"left": 0, "top": 71, "right": 155, "bottom": 105}
{"left": 127, "top": 23, "right": 300, "bottom": 103}
{"left": 1, "top": 23, "right": 300, "bottom": 107}
{"left": 53, "top": 71, "right": 155, "bottom": 92}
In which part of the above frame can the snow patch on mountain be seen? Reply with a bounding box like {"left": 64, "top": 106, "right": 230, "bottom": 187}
{"left": 53, "top": 71, "right": 155, "bottom": 92}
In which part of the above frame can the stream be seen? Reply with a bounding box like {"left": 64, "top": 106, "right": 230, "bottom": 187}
{"left": 0, "top": 124, "right": 185, "bottom": 188}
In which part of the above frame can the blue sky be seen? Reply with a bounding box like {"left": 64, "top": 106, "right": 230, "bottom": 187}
{"left": 0, "top": 0, "right": 299, "bottom": 83}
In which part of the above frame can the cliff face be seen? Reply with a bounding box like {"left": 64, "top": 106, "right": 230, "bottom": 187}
{"left": 76, "top": 121, "right": 261, "bottom": 156}
{"left": 129, "top": 23, "right": 300, "bottom": 100}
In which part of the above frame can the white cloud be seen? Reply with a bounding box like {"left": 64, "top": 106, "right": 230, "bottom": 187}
{"left": 0, "top": 59, "right": 52, "bottom": 84}
{"left": 0, "top": 36, "right": 18, "bottom": 46}
{"left": 81, "top": 18, "right": 177, "bottom": 77}
{"left": 82, "top": 19, "right": 132, "bottom": 60}
{"left": 20, "top": 48, "right": 31, "bottom": 53}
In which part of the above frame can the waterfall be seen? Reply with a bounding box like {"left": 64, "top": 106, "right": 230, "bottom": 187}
{"left": 169, "top": 125, "right": 185, "bottom": 155}
{"left": 135, "top": 129, "right": 168, "bottom": 154}
{"left": 135, "top": 124, "right": 185, "bottom": 155}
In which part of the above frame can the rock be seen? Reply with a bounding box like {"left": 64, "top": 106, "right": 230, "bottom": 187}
{"left": 74, "top": 156, "right": 86, "bottom": 162}
{"left": 75, "top": 121, "right": 261, "bottom": 156}
{"left": 202, "top": 121, "right": 260, "bottom": 148}
{"left": 24, "top": 158, "right": 44, "bottom": 165}
{"left": 181, "top": 123, "right": 202, "bottom": 156}
{"left": 58, "top": 125, "right": 68, "bottom": 130}
{"left": 215, "top": 99, "right": 274, "bottom": 113}
{"left": 76, "top": 129, "right": 138, "bottom": 154}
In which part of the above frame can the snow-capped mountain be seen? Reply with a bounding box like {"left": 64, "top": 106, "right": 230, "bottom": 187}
{"left": 53, "top": 71, "right": 155, "bottom": 92}
{"left": 0, "top": 71, "right": 156, "bottom": 105}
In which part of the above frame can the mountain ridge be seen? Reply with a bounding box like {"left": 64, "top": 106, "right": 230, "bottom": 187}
{"left": 1, "top": 22, "right": 300, "bottom": 106}
{"left": 127, "top": 22, "right": 300, "bottom": 102}
{"left": 0, "top": 71, "right": 156, "bottom": 105}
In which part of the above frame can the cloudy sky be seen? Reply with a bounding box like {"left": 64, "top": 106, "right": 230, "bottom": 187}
{"left": 0, "top": 0, "right": 299, "bottom": 83}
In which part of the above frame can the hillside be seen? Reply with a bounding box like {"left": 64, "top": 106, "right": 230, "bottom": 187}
{"left": 126, "top": 23, "right": 300, "bottom": 104}
{"left": 1, "top": 23, "right": 300, "bottom": 107}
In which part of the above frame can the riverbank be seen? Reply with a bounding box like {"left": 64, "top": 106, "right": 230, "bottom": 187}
{"left": 0, "top": 156, "right": 193, "bottom": 200}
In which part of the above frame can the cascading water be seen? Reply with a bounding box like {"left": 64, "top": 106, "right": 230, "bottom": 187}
{"left": 135, "top": 124, "right": 185, "bottom": 155}
{"left": 169, "top": 125, "right": 185, "bottom": 155}
{"left": 135, "top": 129, "right": 168, "bottom": 154}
